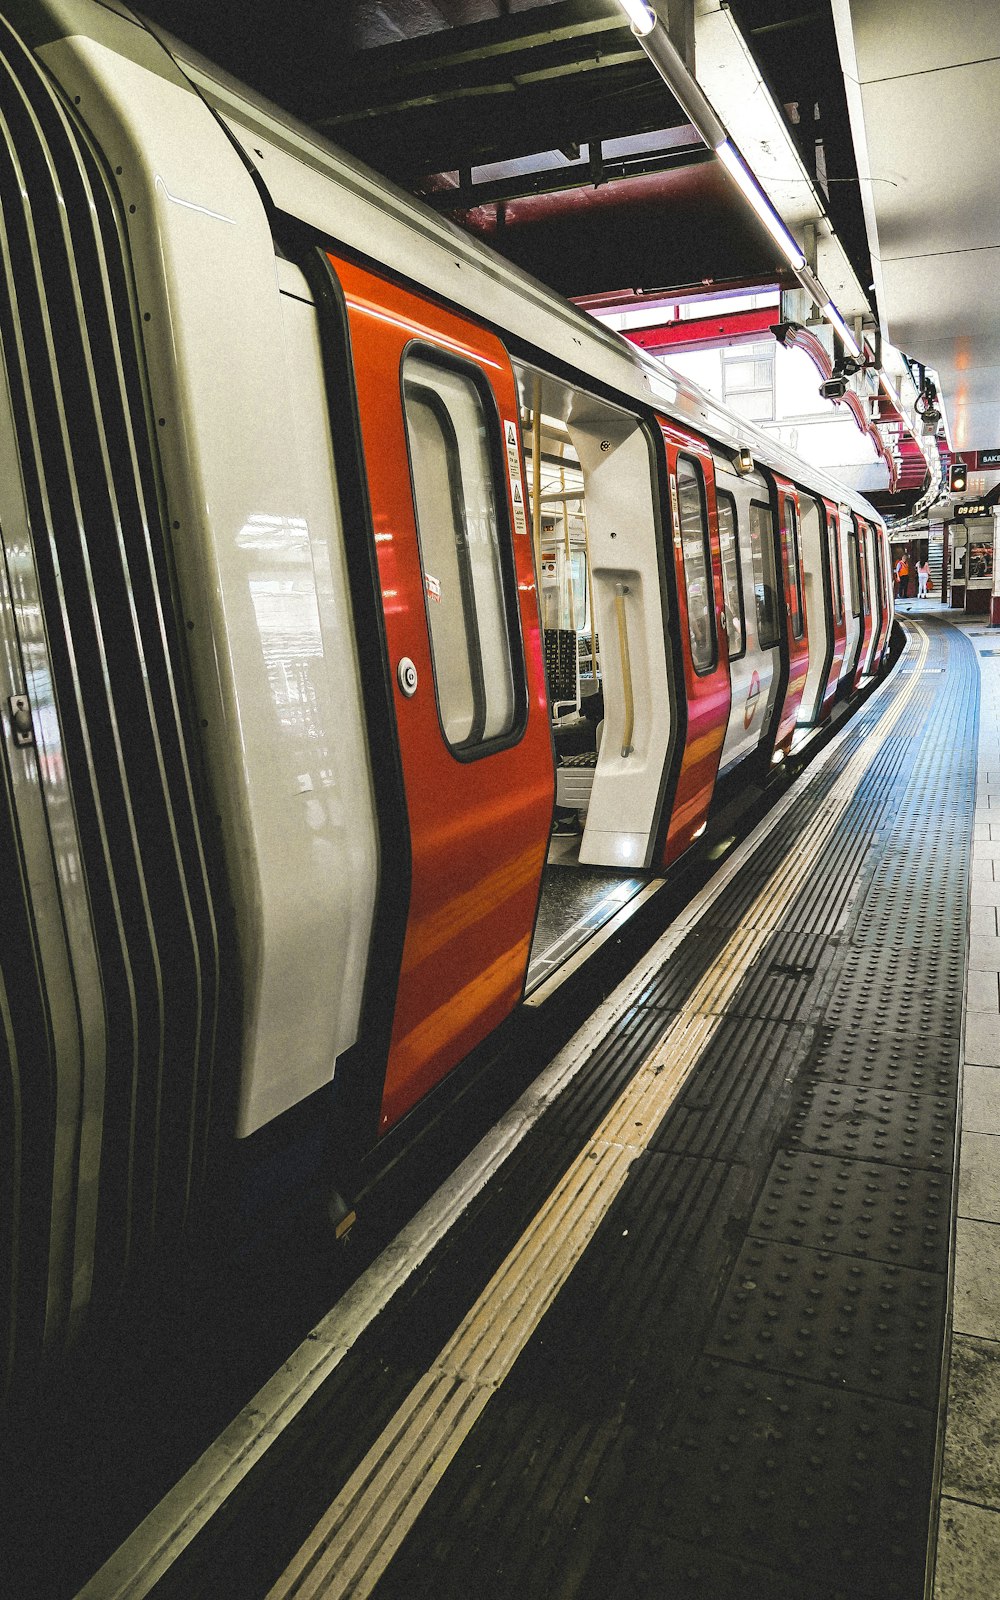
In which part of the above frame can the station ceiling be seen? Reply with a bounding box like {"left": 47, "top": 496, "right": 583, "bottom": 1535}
{"left": 135, "top": 0, "right": 999, "bottom": 470}
{"left": 141, "top": 0, "right": 866, "bottom": 296}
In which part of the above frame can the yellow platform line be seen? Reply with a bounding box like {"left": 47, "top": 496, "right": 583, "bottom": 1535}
{"left": 269, "top": 625, "right": 929, "bottom": 1600}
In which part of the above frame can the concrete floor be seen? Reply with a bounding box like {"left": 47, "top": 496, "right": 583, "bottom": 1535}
{"left": 922, "top": 599, "right": 1000, "bottom": 1597}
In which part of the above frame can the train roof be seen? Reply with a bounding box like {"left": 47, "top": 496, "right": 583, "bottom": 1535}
{"left": 46, "top": 2, "right": 884, "bottom": 525}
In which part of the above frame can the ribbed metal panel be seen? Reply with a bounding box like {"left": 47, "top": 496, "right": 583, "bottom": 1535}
{"left": 0, "top": 14, "right": 229, "bottom": 1401}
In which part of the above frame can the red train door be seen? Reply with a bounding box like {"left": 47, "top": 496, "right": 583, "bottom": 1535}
{"left": 771, "top": 473, "right": 810, "bottom": 752}
{"left": 819, "top": 497, "right": 848, "bottom": 720}
{"left": 658, "top": 423, "right": 731, "bottom": 863}
{"left": 328, "top": 252, "right": 553, "bottom": 1134}
{"left": 854, "top": 517, "right": 876, "bottom": 678}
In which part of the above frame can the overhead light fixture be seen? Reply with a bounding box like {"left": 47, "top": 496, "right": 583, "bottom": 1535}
{"left": 613, "top": 0, "right": 894, "bottom": 399}
{"left": 823, "top": 300, "right": 861, "bottom": 358}
{"left": 714, "top": 140, "right": 807, "bottom": 270}
{"left": 879, "top": 371, "right": 900, "bottom": 407}
{"left": 615, "top": 0, "right": 657, "bottom": 35}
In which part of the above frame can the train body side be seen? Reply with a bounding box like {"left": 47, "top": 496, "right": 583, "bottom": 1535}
{"left": 0, "top": 0, "right": 894, "bottom": 1401}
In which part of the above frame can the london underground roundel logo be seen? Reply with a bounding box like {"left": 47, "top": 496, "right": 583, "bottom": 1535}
{"left": 744, "top": 670, "right": 761, "bottom": 730}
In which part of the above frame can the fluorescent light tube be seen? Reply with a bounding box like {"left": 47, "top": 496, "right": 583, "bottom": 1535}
{"left": 615, "top": 0, "right": 657, "bottom": 35}
{"left": 714, "top": 140, "right": 806, "bottom": 270}
{"left": 823, "top": 300, "right": 861, "bottom": 357}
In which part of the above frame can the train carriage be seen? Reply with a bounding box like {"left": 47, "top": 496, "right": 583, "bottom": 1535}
{"left": 0, "top": 0, "right": 893, "bottom": 1403}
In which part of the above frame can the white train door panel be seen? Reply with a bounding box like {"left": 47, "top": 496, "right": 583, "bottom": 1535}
{"left": 570, "top": 404, "right": 673, "bottom": 870}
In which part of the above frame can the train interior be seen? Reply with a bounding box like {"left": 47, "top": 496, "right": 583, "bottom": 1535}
{"left": 515, "top": 363, "right": 668, "bottom": 991}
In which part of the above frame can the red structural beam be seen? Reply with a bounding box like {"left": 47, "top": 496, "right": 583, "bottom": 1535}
{"left": 622, "top": 305, "right": 778, "bottom": 352}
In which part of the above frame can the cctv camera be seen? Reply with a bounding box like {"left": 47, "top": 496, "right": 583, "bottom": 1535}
{"left": 820, "top": 377, "right": 848, "bottom": 401}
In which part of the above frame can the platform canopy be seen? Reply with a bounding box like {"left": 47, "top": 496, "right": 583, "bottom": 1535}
{"left": 135, "top": 0, "right": 998, "bottom": 501}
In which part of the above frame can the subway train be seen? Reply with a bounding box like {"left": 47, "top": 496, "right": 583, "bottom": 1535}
{"left": 0, "top": 0, "right": 893, "bottom": 1405}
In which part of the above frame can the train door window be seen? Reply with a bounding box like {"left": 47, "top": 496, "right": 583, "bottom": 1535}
{"left": 783, "top": 500, "right": 805, "bottom": 639}
{"left": 716, "top": 489, "right": 745, "bottom": 658}
{"left": 402, "top": 351, "right": 521, "bottom": 752}
{"left": 846, "top": 524, "right": 861, "bottom": 617}
{"left": 855, "top": 524, "right": 871, "bottom": 615}
{"left": 677, "top": 456, "right": 716, "bottom": 673}
{"left": 568, "top": 546, "right": 589, "bottom": 634}
{"left": 749, "top": 500, "right": 780, "bottom": 649}
{"left": 828, "top": 514, "right": 844, "bottom": 624}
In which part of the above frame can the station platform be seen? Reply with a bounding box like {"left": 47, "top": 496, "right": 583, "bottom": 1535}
{"left": 76, "top": 606, "right": 1000, "bottom": 1600}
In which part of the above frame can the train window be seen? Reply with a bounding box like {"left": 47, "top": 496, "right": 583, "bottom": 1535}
{"left": 783, "top": 500, "right": 805, "bottom": 640}
{"left": 403, "top": 353, "right": 519, "bottom": 752}
{"left": 853, "top": 523, "right": 870, "bottom": 616}
{"left": 827, "top": 515, "right": 844, "bottom": 625}
{"left": 716, "top": 490, "right": 745, "bottom": 659}
{"left": 676, "top": 456, "right": 716, "bottom": 674}
{"left": 749, "top": 500, "right": 780, "bottom": 649}
{"left": 846, "top": 525, "right": 861, "bottom": 617}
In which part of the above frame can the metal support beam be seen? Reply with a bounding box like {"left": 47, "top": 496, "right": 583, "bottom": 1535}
{"left": 422, "top": 141, "right": 712, "bottom": 211}
{"left": 623, "top": 304, "right": 779, "bottom": 352}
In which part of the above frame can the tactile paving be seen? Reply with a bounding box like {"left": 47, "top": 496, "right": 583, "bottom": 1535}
{"left": 716, "top": 930, "right": 840, "bottom": 1025}
{"left": 748, "top": 1149, "right": 951, "bottom": 1272}
{"left": 630, "top": 922, "right": 734, "bottom": 1012}
{"left": 649, "top": 1016, "right": 812, "bottom": 1166}
{"left": 370, "top": 1391, "right": 632, "bottom": 1600}
{"left": 787, "top": 1078, "right": 955, "bottom": 1169}
{"left": 803, "top": 1020, "right": 959, "bottom": 1097}
{"left": 143, "top": 619, "right": 976, "bottom": 1600}
{"left": 628, "top": 1356, "right": 936, "bottom": 1600}
{"left": 496, "top": 1151, "right": 752, "bottom": 1417}
{"left": 579, "top": 1529, "right": 811, "bottom": 1600}
{"left": 706, "top": 1238, "right": 944, "bottom": 1405}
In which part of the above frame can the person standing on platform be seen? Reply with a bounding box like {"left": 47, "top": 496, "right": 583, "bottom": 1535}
{"left": 895, "top": 554, "right": 910, "bottom": 598}
{"left": 917, "top": 558, "right": 931, "bottom": 599}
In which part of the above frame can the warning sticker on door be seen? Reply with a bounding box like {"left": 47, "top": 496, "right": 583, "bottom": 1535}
{"left": 425, "top": 573, "right": 442, "bottom": 603}
{"left": 669, "top": 472, "right": 681, "bottom": 547}
{"left": 504, "top": 419, "right": 527, "bottom": 536}
{"left": 744, "top": 668, "right": 761, "bottom": 729}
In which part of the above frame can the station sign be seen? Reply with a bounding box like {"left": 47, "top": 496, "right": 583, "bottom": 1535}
{"left": 974, "top": 449, "right": 1000, "bottom": 468}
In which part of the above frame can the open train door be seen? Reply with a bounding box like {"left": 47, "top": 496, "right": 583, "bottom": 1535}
{"left": 317, "top": 251, "right": 554, "bottom": 1139}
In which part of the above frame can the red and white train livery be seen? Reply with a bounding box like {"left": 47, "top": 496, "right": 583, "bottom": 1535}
{"left": 0, "top": 0, "right": 892, "bottom": 1401}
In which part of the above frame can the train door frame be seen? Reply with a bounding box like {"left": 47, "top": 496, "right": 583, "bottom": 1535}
{"left": 766, "top": 471, "right": 810, "bottom": 754}
{"left": 854, "top": 516, "right": 877, "bottom": 679}
{"left": 712, "top": 458, "right": 781, "bottom": 777}
{"left": 818, "top": 497, "right": 848, "bottom": 720}
{"left": 311, "top": 249, "right": 554, "bottom": 1143}
{"left": 795, "top": 488, "right": 836, "bottom": 728}
{"left": 861, "top": 518, "right": 886, "bottom": 672}
{"left": 656, "top": 421, "right": 731, "bottom": 863}
{"left": 512, "top": 362, "right": 680, "bottom": 872}
{"left": 873, "top": 523, "right": 893, "bottom": 666}
{"left": 839, "top": 510, "right": 865, "bottom": 692}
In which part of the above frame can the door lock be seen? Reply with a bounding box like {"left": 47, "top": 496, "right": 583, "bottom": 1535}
{"left": 397, "top": 657, "right": 418, "bottom": 697}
